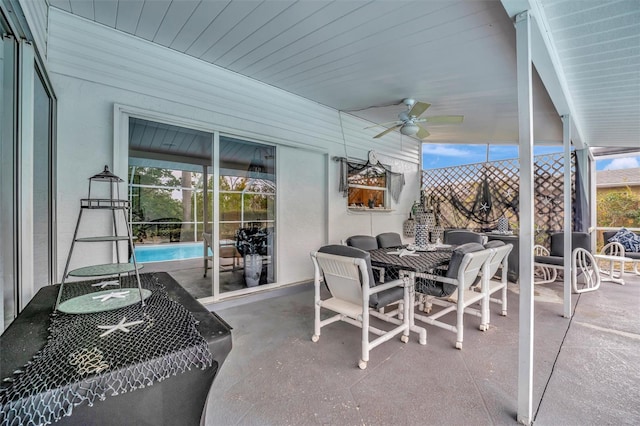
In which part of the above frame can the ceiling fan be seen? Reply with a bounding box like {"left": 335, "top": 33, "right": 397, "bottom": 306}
{"left": 371, "top": 98, "right": 463, "bottom": 139}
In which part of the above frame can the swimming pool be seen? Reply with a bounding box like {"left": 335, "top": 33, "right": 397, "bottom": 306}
{"left": 134, "top": 242, "right": 212, "bottom": 263}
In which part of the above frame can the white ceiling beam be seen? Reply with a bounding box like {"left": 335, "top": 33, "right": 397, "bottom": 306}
{"left": 501, "top": 0, "right": 587, "bottom": 149}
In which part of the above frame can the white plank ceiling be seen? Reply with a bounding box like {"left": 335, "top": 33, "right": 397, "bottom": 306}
{"left": 48, "top": 0, "right": 639, "bottom": 148}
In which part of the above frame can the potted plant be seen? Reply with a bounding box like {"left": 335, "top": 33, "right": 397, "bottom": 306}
{"left": 235, "top": 227, "right": 268, "bottom": 287}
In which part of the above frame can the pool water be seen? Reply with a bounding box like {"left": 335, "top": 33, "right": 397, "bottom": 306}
{"left": 134, "top": 242, "right": 212, "bottom": 263}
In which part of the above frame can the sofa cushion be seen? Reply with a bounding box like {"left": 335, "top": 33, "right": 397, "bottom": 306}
{"left": 608, "top": 228, "right": 640, "bottom": 252}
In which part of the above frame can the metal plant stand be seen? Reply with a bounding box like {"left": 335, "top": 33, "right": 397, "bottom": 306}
{"left": 55, "top": 166, "right": 148, "bottom": 313}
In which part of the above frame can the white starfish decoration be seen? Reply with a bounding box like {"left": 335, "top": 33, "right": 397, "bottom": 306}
{"left": 542, "top": 196, "right": 553, "bottom": 206}
{"left": 480, "top": 202, "right": 490, "bottom": 212}
{"left": 97, "top": 316, "right": 144, "bottom": 338}
{"left": 91, "top": 280, "right": 119, "bottom": 289}
{"left": 92, "top": 290, "right": 130, "bottom": 302}
{"left": 387, "top": 248, "right": 419, "bottom": 257}
{"left": 506, "top": 189, "right": 513, "bottom": 198}
{"left": 535, "top": 224, "right": 543, "bottom": 233}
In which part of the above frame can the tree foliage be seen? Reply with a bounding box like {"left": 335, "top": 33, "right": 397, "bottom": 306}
{"left": 129, "top": 167, "right": 183, "bottom": 221}
{"left": 129, "top": 167, "right": 185, "bottom": 242}
{"left": 597, "top": 187, "right": 640, "bottom": 228}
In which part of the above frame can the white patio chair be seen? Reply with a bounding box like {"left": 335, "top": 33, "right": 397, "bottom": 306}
{"left": 533, "top": 232, "right": 594, "bottom": 292}
{"left": 533, "top": 245, "right": 557, "bottom": 284}
{"left": 310, "top": 245, "right": 410, "bottom": 369}
{"left": 597, "top": 241, "right": 627, "bottom": 281}
{"left": 413, "top": 243, "right": 494, "bottom": 349}
{"left": 480, "top": 243, "right": 513, "bottom": 321}
{"left": 572, "top": 248, "right": 601, "bottom": 293}
{"left": 603, "top": 230, "right": 640, "bottom": 276}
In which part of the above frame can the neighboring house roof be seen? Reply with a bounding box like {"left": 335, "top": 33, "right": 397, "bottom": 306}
{"left": 596, "top": 168, "right": 640, "bottom": 188}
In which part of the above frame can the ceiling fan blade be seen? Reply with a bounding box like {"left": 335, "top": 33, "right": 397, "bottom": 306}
{"left": 365, "top": 120, "right": 402, "bottom": 129}
{"left": 420, "top": 115, "right": 464, "bottom": 124}
{"left": 416, "top": 125, "right": 430, "bottom": 139}
{"left": 373, "top": 124, "right": 402, "bottom": 138}
{"left": 408, "top": 101, "right": 431, "bottom": 118}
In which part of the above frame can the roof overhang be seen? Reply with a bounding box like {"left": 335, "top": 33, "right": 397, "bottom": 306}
{"left": 501, "top": 0, "right": 586, "bottom": 149}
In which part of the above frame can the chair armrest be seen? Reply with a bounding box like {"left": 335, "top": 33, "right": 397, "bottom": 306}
{"left": 369, "top": 277, "right": 409, "bottom": 294}
{"left": 417, "top": 273, "right": 457, "bottom": 286}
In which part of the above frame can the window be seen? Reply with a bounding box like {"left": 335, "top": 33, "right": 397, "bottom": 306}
{"left": 128, "top": 166, "right": 204, "bottom": 244}
{"left": 347, "top": 163, "right": 388, "bottom": 209}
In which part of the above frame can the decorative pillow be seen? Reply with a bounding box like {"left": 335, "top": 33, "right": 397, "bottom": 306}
{"left": 608, "top": 228, "right": 640, "bottom": 252}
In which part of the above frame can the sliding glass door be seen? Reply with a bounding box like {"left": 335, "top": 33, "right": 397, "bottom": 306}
{"left": 126, "top": 116, "right": 278, "bottom": 301}
{"left": 218, "top": 136, "right": 276, "bottom": 295}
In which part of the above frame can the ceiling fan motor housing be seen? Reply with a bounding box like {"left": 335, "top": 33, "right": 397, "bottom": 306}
{"left": 403, "top": 98, "right": 416, "bottom": 108}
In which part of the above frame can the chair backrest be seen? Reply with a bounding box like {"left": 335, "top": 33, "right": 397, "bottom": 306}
{"left": 202, "top": 232, "right": 213, "bottom": 255}
{"left": 603, "top": 231, "right": 617, "bottom": 244}
{"left": 447, "top": 243, "right": 494, "bottom": 288}
{"left": 444, "top": 230, "right": 486, "bottom": 245}
{"left": 601, "top": 241, "right": 625, "bottom": 256}
{"left": 549, "top": 232, "right": 591, "bottom": 257}
{"left": 376, "top": 232, "right": 403, "bottom": 249}
{"left": 446, "top": 242, "right": 485, "bottom": 280}
{"left": 346, "top": 235, "right": 378, "bottom": 251}
{"left": 315, "top": 245, "right": 382, "bottom": 308}
{"left": 484, "top": 244, "right": 513, "bottom": 279}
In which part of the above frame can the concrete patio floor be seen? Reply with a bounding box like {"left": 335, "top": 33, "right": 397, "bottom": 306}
{"left": 196, "top": 270, "right": 640, "bottom": 425}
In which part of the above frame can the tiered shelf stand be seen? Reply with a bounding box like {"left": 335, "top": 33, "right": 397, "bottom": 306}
{"left": 55, "top": 166, "right": 149, "bottom": 313}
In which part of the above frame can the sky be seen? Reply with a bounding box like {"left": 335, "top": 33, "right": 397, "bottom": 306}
{"left": 422, "top": 144, "right": 640, "bottom": 171}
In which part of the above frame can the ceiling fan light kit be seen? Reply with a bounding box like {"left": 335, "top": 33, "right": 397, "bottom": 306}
{"left": 400, "top": 123, "right": 419, "bottom": 136}
{"left": 371, "top": 98, "right": 463, "bottom": 140}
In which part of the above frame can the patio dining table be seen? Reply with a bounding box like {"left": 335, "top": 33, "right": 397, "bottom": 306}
{"left": 369, "top": 247, "right": 453, "bottom": 345}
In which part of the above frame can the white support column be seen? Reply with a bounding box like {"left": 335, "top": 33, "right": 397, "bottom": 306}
{"left": 18, "top": 41, "right": 35, "bottom": 310}
{"left": 589, "top": 150, "right": 597, "bottom": 242}
{"left": 212, "top": 132, "right": 220, "bottom": 299}
{"left": 515, "top": 11, "right": 534, "bottom": 426}
{"left": 562, "top": 115, "right": 572, "bottom": 318}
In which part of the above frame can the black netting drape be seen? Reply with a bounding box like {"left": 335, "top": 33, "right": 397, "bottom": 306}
{"left": 336, "top": 157, "right": 404, "bottom": 202}
{"left": 449, "top": 167, "right": 519, "bottom": 230}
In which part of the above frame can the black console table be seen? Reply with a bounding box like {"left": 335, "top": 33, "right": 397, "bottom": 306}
{"left": 0, "top": 273, "right": 232, "bottom": 425}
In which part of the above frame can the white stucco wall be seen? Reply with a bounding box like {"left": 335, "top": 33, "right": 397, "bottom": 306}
{"left": 47, "top": 8, "right": 420, "bottom": 287}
